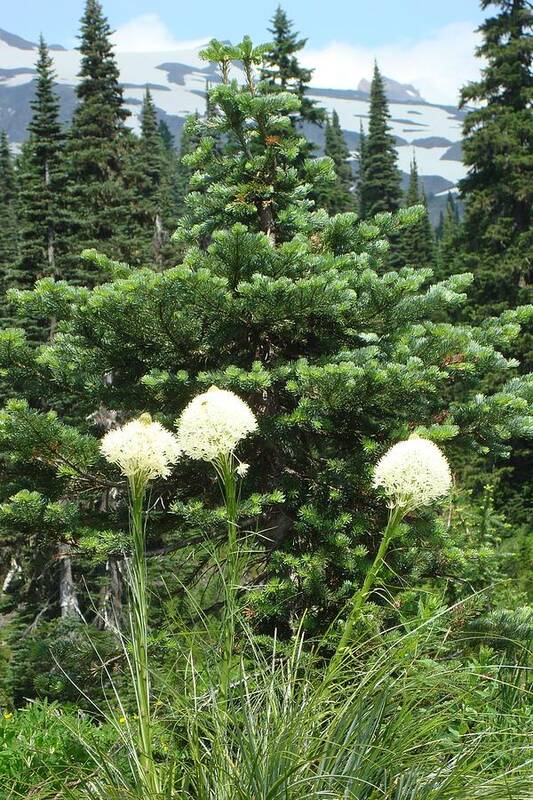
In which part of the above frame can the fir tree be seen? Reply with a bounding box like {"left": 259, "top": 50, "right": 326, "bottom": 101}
{"left": 457, "top": 0, "right": 532, "bottom": 527}
{"left": 356, "top": 121, "right": 367, "bottom": 216}
{"left": 177, "top": 39, "right": 333, "bottom": 246}
{"left": 261, "top": 6, "right": 324, "bottom": 128}
{"left": 436, "top": 192, "right": 460, "bottom": 241}
{"left": 459, "top": 0, "right": 532, "bottom": 348}
{"left": 12, "top": 37, "right": 68, "bottom": 334}
{"left": 66, "top": 0, "right": 133, "bottom": 280}
{"left": 2, "top": 39, "right": 531, "bottom": 649}
{"left": 359, "top": 63, "right": 402, "bottom": 218}
{"left": 397, "top": 157, "right": 435, "bottom": 268}
{"left": 158, "top": 119, "right": 174, "bottom": 151}
{"left": 436, "top": 193, "right": 461, "bottom": 279}
{"left": 318, "top": 110, "right": 354, "bottom": 214}
{"left": 0, "top": 131, "right": 19, "bottom": 319}
{"left": 134, "top": 89, "right": 174, "bottom": 266}
{"left": 175, "top": 113, "right": 201, "bottom": 218}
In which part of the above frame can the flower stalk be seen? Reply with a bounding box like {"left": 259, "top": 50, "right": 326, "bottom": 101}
{"left": 128, "top": 475, "right": 158, "bottom": 795}
{"left": 327, "top": 436, "right": 452, "bottom": 680}
{"left": 175, "top": 386, "right": 258, "bottom": 710}
{"left": 214, "top": 452, "right": 241, "bottom": 708}
{"left": 101, "top": 413, "right": 181, "bottom": 796}
{"left": 329, "top": 504, "right": 404, "bottom": 675}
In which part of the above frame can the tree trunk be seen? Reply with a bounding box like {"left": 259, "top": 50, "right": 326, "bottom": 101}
{"left": 96, "top": 556, "right": 123, "bottom": 632}
{"left": 58, "top": 545, "right": 81, "bottom": 618}
{"left": 259, "top": 201, "right": 276, "bottom": 245}
{"left": 1, "top": 559, "right": 21, "bottom": 593}
{"left": 94, "top": 476, "right": 123, "bottom": 633}
{"left": 153, "top": 212, "right": 167, "bottom": 268}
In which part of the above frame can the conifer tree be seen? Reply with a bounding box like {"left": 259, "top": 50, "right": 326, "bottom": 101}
{"left": 158, "top": 119, "right": 174, "bottom": 151}
{"left": 436, "top": 193, "right": 461, "bottom": 279}
{"left": 261, "top": 6, "right": 324, "bottom": 128}
{"left": 356, "top": 122, "right": 367, "bottom": 216}
{"left": 436, "top": 192, "right": 460, "bottom": 241}
{"left": 134, "top": 89, "right": 175, "bottom": 266}
{"left": 318, "top": 110, "right": 354, "bottom": 214}
{"left": 1, "top": 39, "right": 531, "bottom": 649}
{"left": 177, "top": 39, "right": 333, "bottom": 246}
{"left": 0, "top": 131, "right": 19, "bottom": 319}
{"left": 457, "top": 0, "right": 532, "bottom": 525}
{"left": 66, "top": 0, "right": 133, "bottom": 280}
{"left": 158, "top": 118, "right": 183, "bottom": 223}
{"left": 12, "top": 38, "right": 68, "bottom": 333}
{"left": 459, "top": 0, "right": 532, "bottom": 351}
{"left": 175, "top": 113, "right": 201, "bottom": 218}
{"left": 397, "top": 157, "right": 434, "bottom": 268}
{"left": 359, "top": 63, "right": 402, "bottom": 218}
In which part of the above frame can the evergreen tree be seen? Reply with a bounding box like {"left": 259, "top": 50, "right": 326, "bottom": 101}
{"left": 459, "top": 0, "right": 532, "bottom": 350}
{"left": 158, "top": 119, "right": 174, "bottom": 152}
{"left": 261, "top": 6, "right": 324, "bottom": 128}
{"left": 1, "top": 40, "right": 531, "bottom": 652}
{"left": 177, "top": 39, "right": 333, "bottom": 246}
{"left": 66, "top": 0, "right": 133, "bottom": 281}
{"left": 436, "top": 193, "right": 460, "bottom": 241}
{"left": 359, "top": 63, "right": 402, "bottom": 218}
{"left": 11, "top": 38, "right": 68, "bottom": 336}
{"left": 175, "top": 113, "right": 201, "bottom": 218}
{"left": 0, "top": 131, "right": 19, "bottom": 318}
{"left": 158, "top": 118, "right": 184, "bottom": 224}
{"left": 397, "top": 157, "right": 434, "bottom": 268}
{"left": 457, "top": 0, "right": 532, "bottom": 529}
{"left": 134, "top": 89, "right": 174, "bottom": 266}
{"left": 318, "top": 110, "right": 354, "bottom": 214}
{"left": 356, "top": 122, "right": 367, "bottom": 216}
{"left": 436, "top": 193, "right": 461, "bottom": 279}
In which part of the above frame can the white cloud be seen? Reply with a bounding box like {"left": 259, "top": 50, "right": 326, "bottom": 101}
{"left": 301, "top": 22, "right": 483, "bottom": 106}
{"left": 112, "top": 13, "right": 210, "bottom": 53}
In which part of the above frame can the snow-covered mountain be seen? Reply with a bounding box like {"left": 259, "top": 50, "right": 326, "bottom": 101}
{"left": 0, "top": 28, "right": 465, "bottom": 220}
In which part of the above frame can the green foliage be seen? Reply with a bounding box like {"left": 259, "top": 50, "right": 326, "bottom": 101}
{"left": 2, "top": 49, "right": 530, "bottom": 645}
{"left": 7, "top": 622, "right": 529, "bottom": 799}
{"left": 447, "top": 0, "right": 533, "bottom": 562}
{"left": 358, "top": 63, "right": 402, "bottom": 219}
{"left": 175, "top": 39, "right": 334, "bottom": 246}
{"left": 65, "top": 0, "right": 136, "bottom": 278}
{"left": 175, "top": 113, "right": 202, "bottom": 219}
{"left": 133, "top": 89, "right": 179, "bottom": 267}
{"left": 317, "top": 110, "right": 355, "bottom": 214}
{"left": 397, "top": 158, "right": 435, "bottom": 269}
{"left": 5, "top": 616, "right": 120, "bottom": 707}
{"left": 10, "top": 37, "right": 68, "bottom": 339}
{"left": 459, "top": 0, "right": 532, "bottom": 365}
{"left": 261, "top": 5, "right": 325, "bottom": 128}
{"left": 0, "top": 131, "right": 19, "bottom": 320}
{"left": 0, "top": 16, "right": 530, "bottom": 788}
{"left": 0, "top": 700, "right": 119, "bottom": 797}
{"left": 436, "top": 192, "right": 461, "bottom": 279}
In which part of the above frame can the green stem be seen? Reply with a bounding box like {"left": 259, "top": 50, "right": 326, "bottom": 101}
{"left": 128, "top": 476, "right": 158, "bottom": 796}
{"left": 216, "top": 453, "right": 240, "bottom": 709}
{"left": 327, "top": 504, "right": 405, "bottom": 679}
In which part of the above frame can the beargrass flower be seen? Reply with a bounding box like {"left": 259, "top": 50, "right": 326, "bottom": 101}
{"left": 176, "top": 386, "right": 257, "bottom": 462}
{"left": 100, "top": 413, "right": 181, "bottom": 482}
{"left": 373, "top": 435, "right": 452, "bottom": 510}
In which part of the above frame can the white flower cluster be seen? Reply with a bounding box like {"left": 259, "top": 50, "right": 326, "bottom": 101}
{"left": 101, "top": 413, "right": 181, "bottom": 482}
{"left": 373, "top": 436, "right": 452, "bottom": 510}
{"left": 176, "top": 386, "right": 257, "bottom": 462}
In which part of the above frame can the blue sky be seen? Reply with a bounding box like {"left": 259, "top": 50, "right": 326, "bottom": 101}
{"left": 4, "top": 0, "right": 485, "bottom": 51}
{"left": 2, "top": 1, "right": 488, "bottom": 104}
